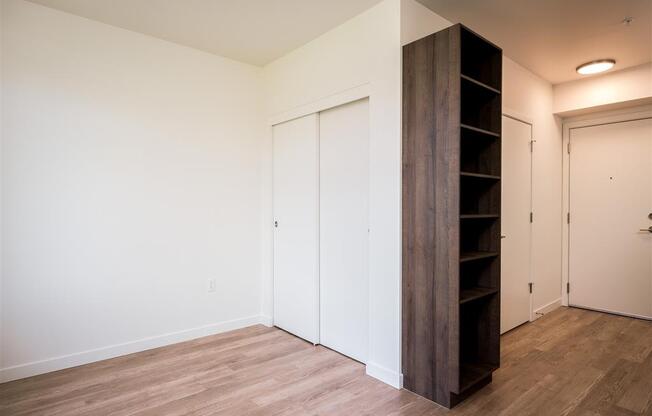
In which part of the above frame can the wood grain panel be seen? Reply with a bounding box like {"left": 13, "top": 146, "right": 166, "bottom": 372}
{"left": 402, "top": 30, "right": 438, "bottom": 401}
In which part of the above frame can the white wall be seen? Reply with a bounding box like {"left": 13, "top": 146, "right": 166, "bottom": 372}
{"left": 400, "top": 0, "right": 451, "bottom": 45}
{"left": 262, "top": 0, "right": 406, "bottom": 387}
{"left": 1, "top": 0, "right": 265, "bottom": 381}
{"left": 553, "top": 63, "right": 652, "bottom": 116}
{"left": 400, "top": 3, "right": 564, "bottom": 316}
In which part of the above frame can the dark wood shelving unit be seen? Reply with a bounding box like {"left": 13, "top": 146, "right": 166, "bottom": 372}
{"left": 402, "top": 23, "right": 502, "bottom": 408}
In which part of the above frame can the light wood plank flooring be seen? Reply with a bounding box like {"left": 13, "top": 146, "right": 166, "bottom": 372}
{"left": 2, "top": 307, "right": 652, "bottom": 415}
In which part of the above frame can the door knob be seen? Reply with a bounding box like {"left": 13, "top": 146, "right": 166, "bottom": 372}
{"left": 640, "top": 226, "right": 652, "bottom": 233}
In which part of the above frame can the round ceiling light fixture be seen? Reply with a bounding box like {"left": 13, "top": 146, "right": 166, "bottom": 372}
{"left": 576, "top": 59, "right": 616, "bottom": 75}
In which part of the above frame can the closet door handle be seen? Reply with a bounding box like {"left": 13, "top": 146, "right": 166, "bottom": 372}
{"left": 639, "top": 226, "right": 652, "bottom": 233}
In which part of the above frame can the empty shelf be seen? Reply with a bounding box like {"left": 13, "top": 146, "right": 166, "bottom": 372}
{"left": 460, "top": 214, "right": 499, "bottom": 219}
{"left": 461, "top": 74, "right": 501, "bottom": 94}
{"left": 460, "top": 251, "right": 499, "bottom": 263}
{"left": 461, "top": 124, "right": 500, "bottom": 138}
{"left": 461, "top": 172, "right": 501, "bottom": 180}
{"left": 460, "top": 287, "right": 499, "bottom": 304}
{"left": 459, "top": 363, "right": 496, "bottom": 393}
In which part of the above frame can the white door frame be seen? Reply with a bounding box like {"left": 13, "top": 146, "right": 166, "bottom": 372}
{"left": 502, "top": 109, "right": 535, "bottom": 323}
{"left": 561, "top": 105, "right": 652, "bottom": 308}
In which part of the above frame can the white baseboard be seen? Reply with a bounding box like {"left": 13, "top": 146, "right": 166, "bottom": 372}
{"left": 365, "top": 361, "right": 401, "bottom": 389}
{"left": 259, "top": 315, "right": 273, "bottom": 327}
{"left": 533, "top": 298, "right": 562, "bottom": 321}
{"left": 0, "top": 315, "right": 266, "bottom": 383}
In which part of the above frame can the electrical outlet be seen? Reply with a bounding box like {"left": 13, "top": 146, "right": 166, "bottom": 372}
{"left": 207, "top": 278, "right": 216, "bottom": 293}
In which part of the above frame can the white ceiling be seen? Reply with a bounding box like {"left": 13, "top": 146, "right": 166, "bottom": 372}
{"left": 25, "top": 0, "right": 652, "bottom": 82}
{"left": 417, "top": 0, "right": 652, "bottom": 84}
{"left": 26, "top": 0, "right": 383, "bottom": 66}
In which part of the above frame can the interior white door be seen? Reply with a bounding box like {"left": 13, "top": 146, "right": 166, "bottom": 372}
{"left": 569, "top": 118, "right": 652, "bottom": 319}
{"left": 319, "top": 98, "right": 369, "bottom": 362}
{"left": 273, "top": 114, "right": 319, "bottom": 343}
{"left": 500, "top": 115, "right": 533, "bottom": 333}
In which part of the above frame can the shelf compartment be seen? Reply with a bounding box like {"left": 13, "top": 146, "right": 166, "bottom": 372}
{"left": 460, "top": 287, "right": 498, "bottom": 304}
{"left": 460, "top": 251, "right": 499, "bottom": 263}
{"left": 460, "top": 175, "right": 500, "bottom": 216}
{"left": 457, "top": 293, "right": 500, "bottom": 394}
{"left": 460, "top": 216, "right": 500, "bottom": 255}
{"left": 460, "top": 255, "right": 499, "bottom": 292}
{"left": 460, "top": 26, "right": 502, "bottom": 91}
{"left": 459, "top": 363, "right": 497, "bottom": 393}
{"left": 461, "top": 127, "right": 501, "bottom": 177}
{"left": 460, "top": 75, "right": 501, "bottom": 135}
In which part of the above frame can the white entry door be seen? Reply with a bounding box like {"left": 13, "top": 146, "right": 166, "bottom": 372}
{"left": 319, "top": 98, "right": 369, "bottom": 363}
{"left": 273, "top": 114, "right": 319, "bottom": 343}
{"left": 569, "top": 118, "right": 652, "bottom": 319}
{"left": 501, "top": 115, "right": 533, "bottom": 333}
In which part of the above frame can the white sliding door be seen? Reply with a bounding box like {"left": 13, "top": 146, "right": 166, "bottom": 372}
{"left": 501, "top": 115, "right": 533, "bottom": 333}
{"left": 569, "top": 118, "right": 652, "bottom": 319}
{"left": 273, "top": 114, "right": 319, "bottom": 343}
{"left": 319, "top": 98, "right": 369, "bottom": 362}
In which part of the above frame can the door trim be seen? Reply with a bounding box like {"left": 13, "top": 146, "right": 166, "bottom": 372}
{"left": 561, "top": 105, "right": 652, "bottom": 308}
{"left": 269, "top": 83, "right": 370, "bottom": 127}
{"left": 502, "top": 110, "right": 535, "bottom": 324}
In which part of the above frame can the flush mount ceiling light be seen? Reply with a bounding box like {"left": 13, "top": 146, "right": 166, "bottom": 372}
{"left": 576, "top": 59, "right": 616, "bottom": 75}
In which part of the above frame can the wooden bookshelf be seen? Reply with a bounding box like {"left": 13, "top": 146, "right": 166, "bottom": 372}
{"left": 402, "top": 23, "right": 502, "bottom": 408}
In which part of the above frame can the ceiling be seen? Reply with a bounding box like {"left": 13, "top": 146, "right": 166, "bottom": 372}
{"left": 417, "top": 0, "right": 652, "bottom": 84}
{"left": 25, "top": 0, "right": 652, "bottom": 82}
{"left": 26, "top": 0, "right": 383, "bottom": 66}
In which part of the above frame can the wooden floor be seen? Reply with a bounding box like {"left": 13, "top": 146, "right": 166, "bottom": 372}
{"left": 2, "top": 307, "right": 652, "bottom": 415}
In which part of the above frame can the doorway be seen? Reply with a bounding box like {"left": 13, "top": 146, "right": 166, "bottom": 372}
{"left": 568, "top": 116, "right": 652, "bottom": 319}
{"left": 500, "top": 114, "right": 533, "bottom": 333}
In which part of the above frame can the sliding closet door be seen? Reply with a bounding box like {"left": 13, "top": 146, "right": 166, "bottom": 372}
{"left": 273, "top": 114, "right": 319, "bottom": 344}
{"left": 319, "top": 98, "right": 369, "bottom": 362}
